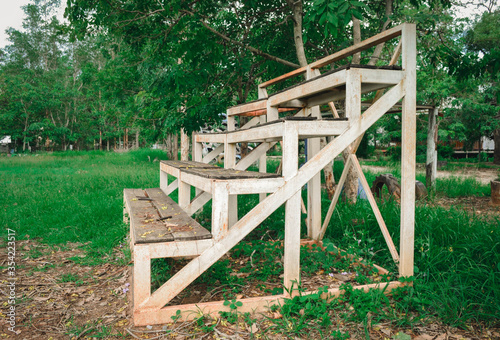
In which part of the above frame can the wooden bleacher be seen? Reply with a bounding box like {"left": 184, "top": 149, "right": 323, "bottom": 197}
{"left": 124, "top": 23, "right": 417, "bottom": 326}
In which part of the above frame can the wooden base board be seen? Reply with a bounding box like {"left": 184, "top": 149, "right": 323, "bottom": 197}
{"left": 133, "top": 280, "right": 404, "bottom": 326}
{"left": 132, "top": 238, "right": 398, "bottom": 326}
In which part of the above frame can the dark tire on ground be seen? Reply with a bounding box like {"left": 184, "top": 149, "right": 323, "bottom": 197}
{"left": 415, "top": 180, "right": 428, "bottom": 199}
{"left": 372, "top": 174, "right": 401, "bottom": 200}
{"left": 371, "top": 174, "right": 427, "bottom": 200}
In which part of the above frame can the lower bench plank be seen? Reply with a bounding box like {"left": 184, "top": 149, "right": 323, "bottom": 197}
{"left": 124, "top": 188, "right": 212, "bottom": 244}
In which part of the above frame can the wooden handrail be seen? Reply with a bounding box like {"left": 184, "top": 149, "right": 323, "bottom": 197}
{"left": 258, "top": 23, "right": 405, "bottom": 89}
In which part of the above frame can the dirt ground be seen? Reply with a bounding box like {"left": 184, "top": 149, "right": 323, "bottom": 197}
{"left": 2, "top": 239, "right": 500, "bottom": 339}
{"left": 361, "top": 164, "right": 499, "bottom": 185}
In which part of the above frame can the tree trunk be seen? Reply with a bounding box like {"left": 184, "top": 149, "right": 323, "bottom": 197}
{"left": 426, "top": 108, "right": 438, "bottom": 187}
{"left": 368, "top": 0, "right": 394, "bottom": 66}
{"left": 287, "top": 0, "right": 308, "bottom": 67}
{"left": 494, "top": 129, "right": 500, "bottom": 164}
{"left": 124, "top": 128, "right": 129, "bottom": 150}
{"left": 166, "top": 134, "right": 178, "bottom": 160}
{"left": 352, "top": 17, "right": 361, "bottom": 63}
{"left": 135, "top": 130, "right": 140, "bottom": 149}
{"left": 181, "top": 128, "right": 189, "bottom": 161}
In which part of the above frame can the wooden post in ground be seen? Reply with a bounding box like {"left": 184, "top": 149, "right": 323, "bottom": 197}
{"left": 426, "top": 107, "right": 438, "bottom": 188}
{"left": 259, "top": 116, "right": 268, "bottom": 202}
{"left": 305, "top": 67, "right": 322, "bottom": 240}
{"left": 179, "top": 128, "right": 191, "bottom": 208}
{"left": 133, "top": 245, "right": 151, "bottom": 309}
{"left": 283, "top": 122, "right": 300, "bottom": 296}
{"left": 307, "top": 106, "right": 322, "bottom": 239}
{"left": 193, "top": 133, "right": 203, "bottom": 196}
{"left": 400, "top": 23, "right": 416, "bottom": 278}
{"left": 225, "top": 116, "right": 238, "bottom": 228}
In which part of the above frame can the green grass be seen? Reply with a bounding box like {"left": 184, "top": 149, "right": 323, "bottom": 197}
{"left": 1, "top": 150, "right": 499, "bottom": 332}
{"left": 0, "top": 149, "right": 167, "bottom": 261}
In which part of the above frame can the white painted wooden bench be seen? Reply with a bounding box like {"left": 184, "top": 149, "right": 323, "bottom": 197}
{"left": 126, "top": 23, "right": 417, "bottom": 326}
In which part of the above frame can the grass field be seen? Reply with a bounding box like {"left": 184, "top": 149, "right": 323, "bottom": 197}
{"left": 1, "top": 150, "right": 499, "bottom": 338}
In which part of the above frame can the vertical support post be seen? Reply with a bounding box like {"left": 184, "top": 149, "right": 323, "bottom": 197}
{"left": 426, "top": 107, "right": 438, "bottom": 188}
{"left": 193, "top": 133, "right": 203, "bottom": 196}
{"left": 346, "top": 68, "right": 362, "bottom": 125}
{"left": 283, "top": 122, "right": 301, "bottom": 296}
{"left": 259, "top": 116, "right": 268, "bottom": 202}
{"left": 224, "top": 135, "right": 238, "bottom": 227}
{"left": 178, "top": 180, "right": 190, "bottom": 210}
{"left": 180, "top": 128, "right": 191, "bottom": 208}
{"left": 400, "top": 23, "right": 417, "bottom": 278}
{"left": 160, "top": 169, "right": 169, "bottom": 194}
{"left": 344, "top": 68, "right": 362, "bottom": 204}
{"left": 307, "top": 106, "right": 322, "bottom": 239}
{"left": 212, "top": 181, "right": 229, "bottom": 241}
{"left": 193, "top": 133, "right": 203, "bottom": 163}
{"left": 133, "top": 245, "right": 151, "bottom": 309}
{"left": 266, "top": 101, "right": 279, "bottom": 122}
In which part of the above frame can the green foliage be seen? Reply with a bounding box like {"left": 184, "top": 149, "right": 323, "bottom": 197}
{"left": 0, "top": 150, "right": 160, "bottom": 260}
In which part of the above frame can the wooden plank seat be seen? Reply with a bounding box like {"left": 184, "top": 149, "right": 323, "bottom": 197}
{"left": 268, "top": 64, "right": 404, "bottom": 108}
{"left": 195, "top": 116, "right": 350, "bottom": 144}
{"left": 226, "top": 64, "right": 402, "bottom": 118}
{"left": 161, "top": 160, "right": 284, "bottom": 195}
{"left": 227, "top": 98, "right": 301, "bottom": 117}
{"left": 124, "top": 188, "right": 215, "bottom": 318}
{"left": 124, "top": 188, "right": 212, "bottom": 244}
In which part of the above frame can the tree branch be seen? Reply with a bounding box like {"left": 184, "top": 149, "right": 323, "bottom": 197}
{"left": 184, "top": 11, "right": 300, "bottom": 69}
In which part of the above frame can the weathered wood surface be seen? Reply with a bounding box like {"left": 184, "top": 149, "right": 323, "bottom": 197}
{"left": 226, "top": 98, "right": 301, "bottom": 117}
{"left": 133, "top": 280, "right": 403, "bottom": 325}
{"left": 193, "top": 119, "right": 350, "bottom": 145}
{"left": 268, "top": 67, "right": 403, "bottom": 108}
{"left": 124, "top": 188, "right": 211, "bottom": 244}
{"left": 161, "top": 160, "right": 218, "bottom": 169}
{"left": 163, "top": 160, "right": 280, "bottom": 180}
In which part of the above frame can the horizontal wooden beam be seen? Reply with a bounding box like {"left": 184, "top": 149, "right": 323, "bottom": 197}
{"left": 137, "top": 239, "right": 215, "bottom": 259}
{"left": 133, "top": 280, "right": 403, "bottom": 325}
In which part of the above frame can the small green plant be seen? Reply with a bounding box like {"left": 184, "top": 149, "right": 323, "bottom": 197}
{"left": 58, "top": 273, "right": 80, "bottom": 283}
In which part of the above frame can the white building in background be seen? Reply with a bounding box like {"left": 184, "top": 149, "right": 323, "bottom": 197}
{"left": 0, "top": 136, "right": 11, "bottom": 153}
{"left": 481, "top": 136, "right": 495, "bottom": 151}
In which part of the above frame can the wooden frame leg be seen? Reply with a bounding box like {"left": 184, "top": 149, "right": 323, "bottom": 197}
{"left": 307, "top": 106, "right": 322, "bottom": 240}
{"left": 178, "top": 180, "right": 190, "bottom": 209}
{"left": 224, "top": 141, "right": 238, "bottom": 227}
{"left": 212, "top": 181, "right": 229, "bottom": 241}
{"left": 133, "top": 245, "right": 151, "bottom": 310}
{"left": 160, "top": 169, "right": 169, "bottom": 195}
{"left": 283, "top": 122, "right": 300, "bottom": 296}
{"left": 193, "top": 134, "right": 203, "bottom": 196}
{"left": 259, "top": 115, "right": 268, "bottom": 202}
{"left": 400, "top": 23, "right": 417, "bottom": 277}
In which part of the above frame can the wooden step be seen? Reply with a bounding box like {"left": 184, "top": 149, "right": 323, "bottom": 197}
{"left": 124, "top": 188, "right": 212, "bottom": 244}
{"left": 161, "top": 160, "right": 284, "bottom": 195}
{"left": 268, "top": 64, "right": 403, "bottom": 108}
{"left": 227, "top": 64, "right": 402, "bottom": 118}
{"left": 195, "top": 116, "right": 350, "bottom": 144}
{"left": 226, "top": 98, "right": 300, "bottom": 117}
